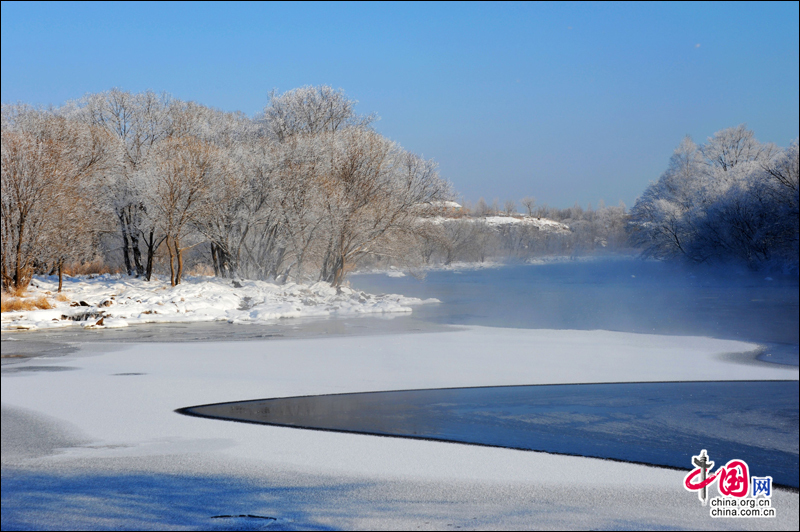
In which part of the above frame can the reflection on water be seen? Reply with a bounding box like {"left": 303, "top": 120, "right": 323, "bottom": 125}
{"left": 180, "top": 380, "right": 800, "bottom": 487}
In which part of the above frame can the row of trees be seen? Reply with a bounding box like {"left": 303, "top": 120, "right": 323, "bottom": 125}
{"left": 410, "top": 201, "right": 631, "bottom": 266}
{"left": 629, "top": 125, "right": 799, "bottom": 270}
{"left": 1, "top": 86, "right": 451, "bottom": 291}
{"left": 4, "top": 91, "right": 793, "bottom": 294}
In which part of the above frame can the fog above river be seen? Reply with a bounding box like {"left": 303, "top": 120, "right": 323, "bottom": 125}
{"left": 350, "top": 259, "right": 800, "bottom": 350}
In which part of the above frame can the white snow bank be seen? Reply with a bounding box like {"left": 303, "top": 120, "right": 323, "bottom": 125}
{"left": 0, "top": 274, "right": 438, "bottom": 331}
{"left": 355, "top": 260, "right": 507, "bottom": 276}
{"left": 428, "top": 200, "right": 463, "bottom": 209}
{"left": 482, "top": 215, "right": 570, "bottom": 231}
{"left": 425, "top": 215, "right": 571, "bottom": 233}
{"left": 526, "top": 254, "right": 642, "bottom": 265}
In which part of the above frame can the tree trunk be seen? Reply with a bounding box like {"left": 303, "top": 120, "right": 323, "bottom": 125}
{"left": 327, "top": 253, "right": 345, "bottom": 287}
{"left": 14, "top": 216, "right": 27, "bottom": 290}
{"left": 332, "top": 262, "right": 344, "bottom": 287}
{"left": 175, "top": 237, "right": 184, "bottom": 286}
{"left": 130, "top": 230, "right": 144, "bottom": 276}
{"left": 210, "top": 242, "right": 220, "bottom": 277}
{"left": 166, "top": 236, "right": 176, "bottom": 287}
{"left": 319, "top": 240, "right": 333, "bottom": 283}
{"left": 269, "top": 246, "right": 286, "bottom": 280}
{"left": 143, "top": 229, "right": 158, "bottom": 281}
{"left": 57, "top": 262, "right": 63, "bottom": 293}
{"left": 118, "top": 213, "right": 133, "bottom": 276}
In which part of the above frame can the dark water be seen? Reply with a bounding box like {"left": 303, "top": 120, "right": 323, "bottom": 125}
{"left": 351, "top": 259, "right": 800, "bottom": 364}
{"left": 180, "top": 380, "right": 799, "bottom": 487}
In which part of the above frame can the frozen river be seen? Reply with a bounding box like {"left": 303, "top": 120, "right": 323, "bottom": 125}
{"left": 177, "top": 259, "right": 799, "bottom": 485}
{"left": 2, "top": 257, "right": 798, "bottom": 530}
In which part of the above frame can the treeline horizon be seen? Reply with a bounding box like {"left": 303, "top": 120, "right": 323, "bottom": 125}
{"left": 2, "top": 87, "right": 797, "bottom": 294}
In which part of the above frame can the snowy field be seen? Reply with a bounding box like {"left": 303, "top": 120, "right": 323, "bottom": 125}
{"left": 2, "top": 325, "right": 798, "bottom": 530}
{"left": 1, "top": 274, "right": 437, "bottom": 331}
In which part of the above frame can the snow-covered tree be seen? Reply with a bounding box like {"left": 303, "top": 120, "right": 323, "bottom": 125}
{"left": 3, "top": 86, "right": 457, "bottom": 287}
{"left": 630, "top": 125, "right": 796, "bottom": 269}
{"left": 262, "top": 85, "right": 374, "bottom": 142}
{"left": 521, "top": 196, "right": 536, "bottom": 217}
{"left": 141, "top": 135, "right": 220, "bottom": 285}
{"left": 1, "top": 106, "right": 111, "bottom": 291}
{"left": 77, "top": 89, "right": 173, "bottom": 277}
{"left": 316, "top": 128, "right": 449, "bottom": 285}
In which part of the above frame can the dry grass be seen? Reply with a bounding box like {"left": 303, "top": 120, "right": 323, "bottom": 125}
{"left": 55, "top": 293, "right": 70, "bottom": 302}
{"left": 64, "top": 260, "right": 121, "bottom": 276}
{"left": 1, "top": 295, "right": 54, "bottom": 313}
{"left": 186, "top": 263, "right": 215, "bottom": 277}
{"left": 4, "top": 285, "right": 27, "bottom": 298}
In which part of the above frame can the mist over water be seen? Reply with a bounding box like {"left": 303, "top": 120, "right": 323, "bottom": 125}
{"left": 350, "top": 259, "right": 800, "bottom": 350}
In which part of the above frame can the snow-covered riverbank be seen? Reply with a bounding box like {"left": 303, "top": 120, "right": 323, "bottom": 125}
{"left": 1, "top": 274, "right": 438, "bottom": 331}
{"left": 2, "top": 326, "right": 797, "bottom": 530}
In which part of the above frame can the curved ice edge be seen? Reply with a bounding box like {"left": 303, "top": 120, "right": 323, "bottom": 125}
{"left": 716, "top": 345, "right": 800, "bottom": 368}
{"left": 175, "top": 380, "right": 799, "bottom": 492}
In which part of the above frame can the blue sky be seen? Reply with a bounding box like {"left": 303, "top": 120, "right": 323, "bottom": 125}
{"left": 2, "top": 1, "right": 798, "bottom": 208}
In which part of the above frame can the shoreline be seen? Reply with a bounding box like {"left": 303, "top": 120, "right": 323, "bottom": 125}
{"left": 1, "top": 274, "right": 439, "bottom": 332}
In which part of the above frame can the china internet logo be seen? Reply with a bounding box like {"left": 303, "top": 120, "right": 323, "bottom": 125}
{"left": 683, "top": 449, "right": 775, "bottom": 518}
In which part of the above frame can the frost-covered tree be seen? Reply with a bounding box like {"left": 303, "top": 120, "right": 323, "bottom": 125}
{"left": 701, "top": 124, "right": 773, "bottom": 173}
{"left": 316, "top": 128, "right": 448, "bottom": 285}
{"left": 474, "top": 197, "right": 489, "bottom": 216}
{"left": 629, "top": 136, "right": 703, "bottom": 258}
{"left": 263, "top": 85, "right": 374, "bottom": 142}
{"left": 1, "top": 106, "right": 111, "bottom": 291}
{"left": 3, "top": 86, "right": 455, "bottom": 287}
{"left": 521, "top": 196, "right": 536, "bottom": 217}
{"left": 630, "top": 125, "right": 797, "bottom": 270}
{"left": 141, "top": 136, "right": 220, "bottom": 285}
{"left": 77, "top": 89, "right": 173, "bottom": 277}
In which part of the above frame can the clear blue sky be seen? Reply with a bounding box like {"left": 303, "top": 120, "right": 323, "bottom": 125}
{"left": 2, "top": 1, "right": 798, "bottom": 209}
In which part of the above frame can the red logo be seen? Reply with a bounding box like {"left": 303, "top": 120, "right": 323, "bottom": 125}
{"left": 717, "top": 460, "right": 749, "bottom": 497}
{"left": 684, "top": 450, "right": 751, "bottom": 505}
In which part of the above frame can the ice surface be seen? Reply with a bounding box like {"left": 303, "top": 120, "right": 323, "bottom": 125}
{"left": 2, "top": 326, "right": 797, "bottom": 529}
